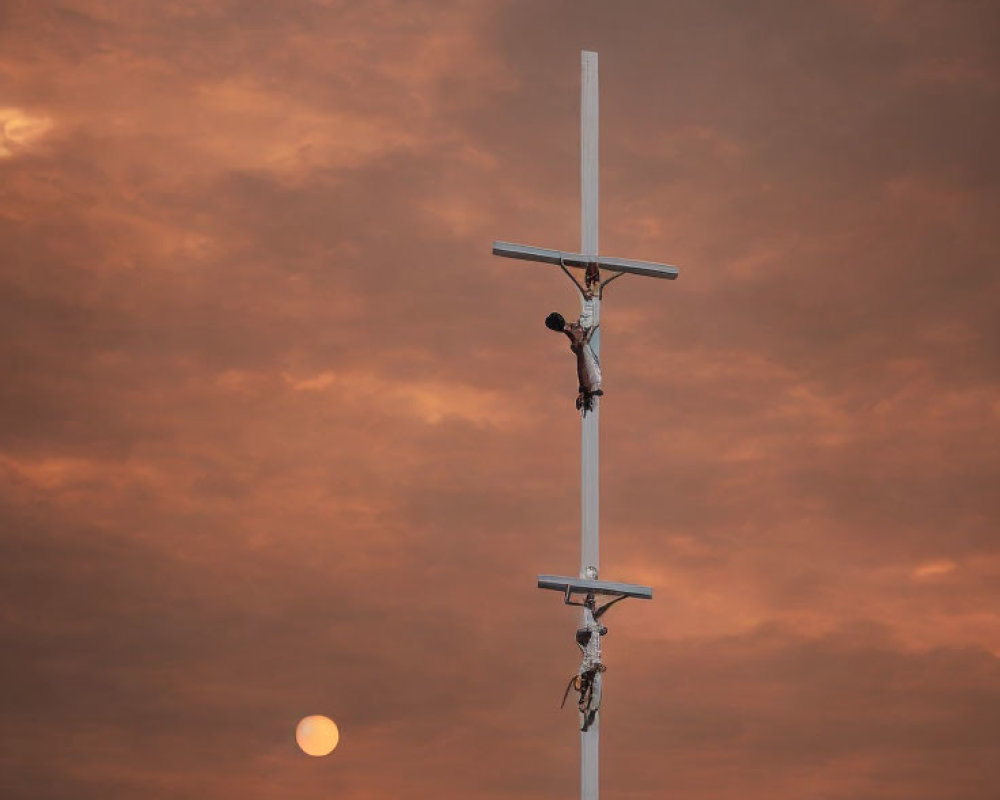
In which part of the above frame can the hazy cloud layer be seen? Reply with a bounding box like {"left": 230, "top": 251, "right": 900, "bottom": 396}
{"left": 1, "top": 1, "right": 998, "bottom": 798}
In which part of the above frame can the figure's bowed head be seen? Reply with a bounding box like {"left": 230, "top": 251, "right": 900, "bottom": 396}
{"left": 545, "top": 312, "right": 567, "bottom": 332}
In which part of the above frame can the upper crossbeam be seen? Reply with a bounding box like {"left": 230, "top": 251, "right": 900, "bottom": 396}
{"left": 492, "top": 241, "right": 679, "bottom": 281}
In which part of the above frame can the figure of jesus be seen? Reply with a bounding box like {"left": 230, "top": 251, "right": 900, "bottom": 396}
{"left": 545, "top": 300, "right": 603, "bottom": 412}
{"left": 560, "top": 590, "right": 629, "bottom": 730}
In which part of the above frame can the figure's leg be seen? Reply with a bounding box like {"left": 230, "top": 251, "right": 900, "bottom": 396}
{"left": 590, "top": 670, "right": 603, "bottom": 711}
{"left": 578, "top": 674, "right": 593, "bottom": 715}
{"left": 579, "top": 674, "right": 596, "bottom": 731}
{"left": 561, "top": 675, "right": 581, "bottom": 709}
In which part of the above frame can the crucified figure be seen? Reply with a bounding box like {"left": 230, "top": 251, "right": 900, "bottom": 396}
{"left": 543, "top": 257, "right": 626, "bottom": 414}
{"left": 545, "top": 304, "right": 602, "bottom": 413}
{"left": 559, "top": 591, "right": 629, "bottom": 731}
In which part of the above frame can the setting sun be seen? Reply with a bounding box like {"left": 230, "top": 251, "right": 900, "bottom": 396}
{"left": 295, "top": 715, "right": 340, "bottom": 757}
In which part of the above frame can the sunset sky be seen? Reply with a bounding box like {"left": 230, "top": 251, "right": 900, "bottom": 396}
{"left": 2, "top": 2, "right": 999, "bottom": 798}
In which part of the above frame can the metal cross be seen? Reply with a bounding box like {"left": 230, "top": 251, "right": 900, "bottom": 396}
{"left": 491, "top": 51, "right": 678, "bottom": 800}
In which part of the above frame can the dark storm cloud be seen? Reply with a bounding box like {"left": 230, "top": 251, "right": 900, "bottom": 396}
{"left": 1, "top": 1, "right": 998, "bottom": 798}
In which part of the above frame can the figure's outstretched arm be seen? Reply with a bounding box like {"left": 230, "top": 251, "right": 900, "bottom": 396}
{"left": 564, "top": 588, "right": 598, "bottom": 611}
{"left": 564, "top": 586, "right": 587, "bottom": 606}
{"left": 598, "top": 270, "right": 626, "bottom": 298}
{"left": 593, "top": 593, "right": 628, "bottom": 619}
{"left": 559, "top": 258, "right": 591, "bottom": 298}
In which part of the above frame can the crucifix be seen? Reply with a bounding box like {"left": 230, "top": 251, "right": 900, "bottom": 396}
{"left": 491, "top": 51, "right": 678, "bottom": 800}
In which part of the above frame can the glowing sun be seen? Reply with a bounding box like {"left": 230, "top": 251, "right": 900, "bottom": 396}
{"left": 296, "top": 715, "right": 340, "bottom": 756}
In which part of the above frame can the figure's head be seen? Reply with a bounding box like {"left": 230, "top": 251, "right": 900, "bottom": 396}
{"left": 545, "top": 312, "right": 566, "bottom": 332}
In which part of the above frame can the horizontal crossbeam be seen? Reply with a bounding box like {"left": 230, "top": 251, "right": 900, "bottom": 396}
{"left": 493, "top": 241, "right": 678, "bottom": 280}
{"left": 537, "top": 574, "right": 654, "bottom": 599}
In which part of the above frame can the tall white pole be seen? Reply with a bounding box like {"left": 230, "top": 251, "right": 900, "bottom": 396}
{"left": 580, "top": 49, "right": 600, "bottom": 800}
{"left": 492, "top": 48, "right": 676, "bottom": 800}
